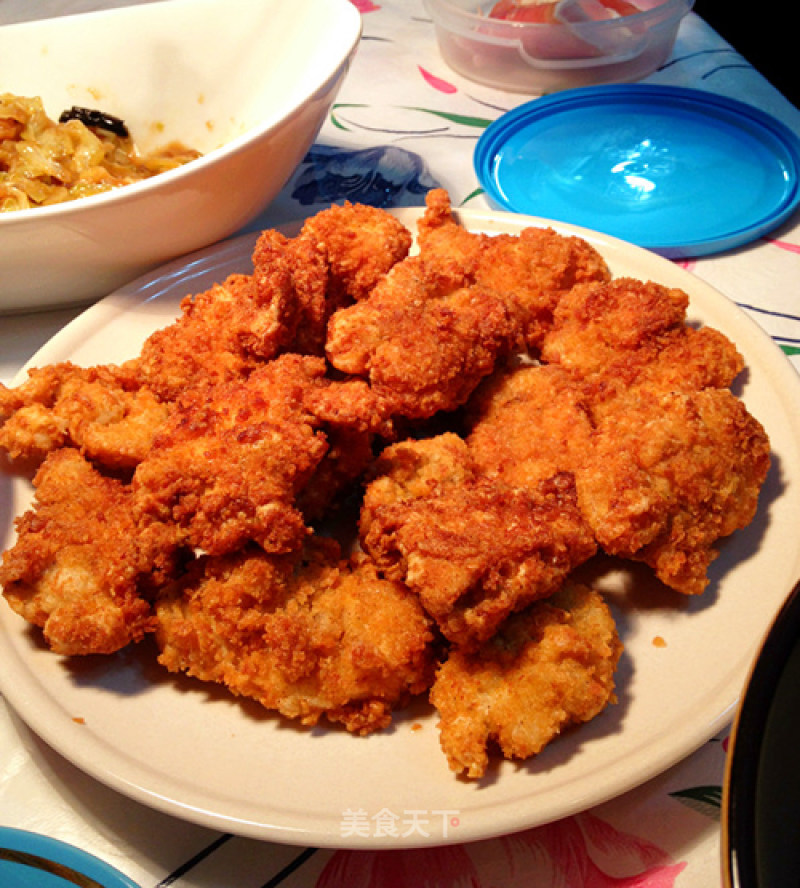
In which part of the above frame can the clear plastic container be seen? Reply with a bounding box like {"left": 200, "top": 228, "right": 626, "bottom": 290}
{"left": 423, "top": 0, "right": 694, "bottom": 93}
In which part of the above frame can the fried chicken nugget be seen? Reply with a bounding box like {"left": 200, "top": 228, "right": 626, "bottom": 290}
{"left": 475, "top": 228, "right": 612, "bottom": 350}
{"left": 155, "top": 539, "right": 435, "bottom": 734}
{"left": 0, "top": 361, "right": 169, "bottom": 470}
{"left": 541, "top": 277, "right": 745, "bottom": 402}
{"left": 360, "top": 434, "right": 597, "bottom": 647}
{"left": 129, "top": 208, "right": 410, "bottom": 398}
{"left": 417, "top": 189, "right": 611, "bottom": 349}
{"left": 360, "top": 431, "right": 478, "bottom": 528}
{"left": 0, "top": 449, "right": 154, "bottom": 655}
{"left": 132, "top": 354, "right": 387, "bottom": 558}
{"left": 465, "top": 362, "right": 770, "bottom": 595}
{"left": 126, "top": 271, "right": 298, "bottom": 402}
{"left": 251, "top": 227, "right": 332, "bottom": 357}
{"left": 299, "top": 200, "right": 413, "bottom": 303}
{"left": 580, "top": 385, "right": 771, "bottom": 595}
{"left": 326, "top": 257, "right": 522, "bottom": 420}
{"left": 250, "top": 205, "right": 412, "bottom": 358}
{"left": 542, "top": 276, "right": 688, "bottom": 368}
{"left": 415, "top": 187, "right": 491, "bottom": 275}
{"left": 430, "top": 583, "right": 622, "bottom": 778}
{"left": 466, "top": 362, "right": 595, "bottom": 489}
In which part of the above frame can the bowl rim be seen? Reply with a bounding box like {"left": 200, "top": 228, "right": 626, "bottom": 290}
{"left": 0, "top": 0, "right": 362, "bottom": 228}
{"left": 721, "top": 577, "right": 800, "bottom": 888}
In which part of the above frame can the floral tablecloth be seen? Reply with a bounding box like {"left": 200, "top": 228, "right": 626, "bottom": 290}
{"left": 1, "top": 1, "right": 800, "bottom": 886}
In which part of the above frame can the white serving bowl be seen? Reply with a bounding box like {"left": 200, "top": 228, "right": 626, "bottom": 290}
{"left": 0, "top": 0, "right": 362, "bottom": 314}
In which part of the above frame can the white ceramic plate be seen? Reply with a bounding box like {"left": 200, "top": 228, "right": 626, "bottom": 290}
{"left": 2, "top": 209, "right": 800, "bottom": 850}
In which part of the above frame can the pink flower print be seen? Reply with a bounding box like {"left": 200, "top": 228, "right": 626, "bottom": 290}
{"left": 316, "top": 812, "right": 686, "bottom": 888}
{"left": 764, "top": 236, "right": 800, "bottom": 254}
{"left": 419, "top": 65, "right": 458, "bottom": 94}
{"left": 578, "top": 813, "right": 686, "bottom": 883}
{"left": 349, "top": 0, "right": 381, "bottom": 11}
{"left": 467, "top": 813, "right": 687, "bottom": 887}
{"left": 316, "top": 845, "right": 481, "bottom": 887}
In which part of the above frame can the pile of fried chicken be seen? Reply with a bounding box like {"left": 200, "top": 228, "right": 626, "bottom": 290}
{"left": 0, "top": 189, "right": 770, "bottom": 779}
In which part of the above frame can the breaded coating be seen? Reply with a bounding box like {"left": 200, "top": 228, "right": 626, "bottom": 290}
{"left": 326, "top": 257, "right": 521, "bottom": 420}
{"left": 299, "top": 200, "right": 413, "bottom": 303}
{"left": 475, "top": 228, "right": 611, "bottom": 350}
{"left": 430, "top": 583, "right": 622, "bottom": 778}
{"left": 416, "top": 189, "right": 611, "bottom": 349}
{"left": 542, "top": 276, "right": 689, "bottom": 370}
{"left": 251, "top": 226, "right": 336, "bottom": 357}
{"left": 251, "top": 207, "right": 412, "bottom": 359}
{"left": 0, "top": 449, "right": 154, "bottom": 655}
{"left": 126, "top": 272, "right": 296, "bottom": 402}
{"left": 360, "top": 435, "right": 597, "bottom": 647}
{"left": 415, "top": 187, "right": 491, "bottom": 275}
{"left": 132, "top": 354, "right": 387, "bottom": 558}
{"left": 541, "top": 277, "right": 745, "bottom": 402}
{"left": 0, "top": 361, "right": 169, "bottom": 470}
{"left": 126, "top": 208, "right": 410, "bottom": 397}
{"left": 465, "top": 361, "right": 770, "bottom": 596}
{"left": 155, "top": 540, "right": 435, "bottom": 734}
{"left": 466, "top": 362, "right": 595, "bottom": 489}
{"left": 360, "top": 432, "right": 478, "bottom": 530}
{"left": 579, "top": 386, "right": 771, "bottom": 595}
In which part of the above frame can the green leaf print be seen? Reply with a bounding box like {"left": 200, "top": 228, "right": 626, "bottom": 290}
{"left": 330, "top": 103, "right": 369, "bottom": 132}
{"left": 399, "top": 107, "right": 494, "bottom": 129}
{"left": 670, "top": 785, "right": 722, "bottom": 820}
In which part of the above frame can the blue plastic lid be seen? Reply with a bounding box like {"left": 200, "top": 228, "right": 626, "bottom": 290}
{"left": 474, "top": 85, "right": 800, "bottom": 258}
{"left": 0, "top": 827, "right": 139, "bottom": 888}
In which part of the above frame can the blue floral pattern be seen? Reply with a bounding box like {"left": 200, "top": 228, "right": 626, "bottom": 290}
{"left": 290, "top": 145, "right": 440, "bottom": 208}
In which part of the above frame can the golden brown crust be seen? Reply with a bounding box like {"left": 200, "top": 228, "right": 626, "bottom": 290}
{"left": 579, "top": 385, "right": 771, "bottom": 594}
{"left": 361, "top": 435, "right": 597, "bottom": 646}
{"left": 326, "top": 260, "right": 522, "bottom": 420}
{"left": 430, "top": 583, "right": 622, "bottom": 778}
{"left": 540, "top": 277, "right": 745, "bottom": 400}
{"left": 0, "top": 361, "right": 168, "bottom": 470}
{"left": 299, "top": 200, "right": 413, "bottom": 304}
{"left": 0, "top": 449, "right": 154, "bottom": 655}
{"left": 417, "top": 188, "right": 611, "bottom": 349}
{"left": 127, "top": 273, "right": 291, "bottom": 401}
{"left": 131, "top": 353, "right": 387, "bottom": 558}
{"left": 466, "top": 362, "right": 595, "bottom": 489}
{"left": 155, "top": 541, "right": 435, "bottom": 734}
